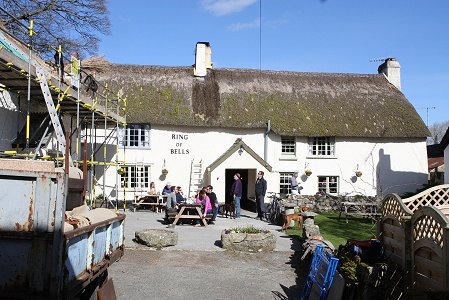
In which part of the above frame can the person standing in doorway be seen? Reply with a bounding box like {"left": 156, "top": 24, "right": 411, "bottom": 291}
{"left": 255, "top": 171, "right": 267, "bottom": 220}
{"left": 231, "top": 173, "right": 242, "bottom": 218}
{"left": 291, "top": 173, "right": 301, "bottom": 195}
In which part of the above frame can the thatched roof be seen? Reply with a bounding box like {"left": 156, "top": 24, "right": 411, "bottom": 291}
{"left": 86, "top": 60, "right": 429, "bottom": 138}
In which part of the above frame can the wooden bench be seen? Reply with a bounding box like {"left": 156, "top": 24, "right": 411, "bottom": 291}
{"left": 133, "top": 195, "right": 160, "bottom": 212}
{"left": 166, "top": 210, "right": 178, "bottom": 224}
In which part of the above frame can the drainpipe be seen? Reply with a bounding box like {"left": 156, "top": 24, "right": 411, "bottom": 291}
{"left": 264, "top": 120, "right": 271, "bottom": 162}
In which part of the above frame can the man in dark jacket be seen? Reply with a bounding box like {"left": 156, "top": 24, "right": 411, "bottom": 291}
{"left": 255, "top": 171, "right": 267, "bottom": 220}
{"left": 231, "top": 173, "right": 242, "bottom": 218}
{"left": 206, "top": 185, "right": 218, "bottom": 224}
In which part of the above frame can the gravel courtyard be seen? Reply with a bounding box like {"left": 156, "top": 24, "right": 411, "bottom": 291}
{"left": 108, "top": 209, "right": 308, "bottom": 299}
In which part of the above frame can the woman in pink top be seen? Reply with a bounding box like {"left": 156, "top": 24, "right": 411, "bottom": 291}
{"left": 194, "top": 190, "right": 212, "bottom": 226}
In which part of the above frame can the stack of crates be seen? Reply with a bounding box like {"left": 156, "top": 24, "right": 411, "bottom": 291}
{"left": 300, "top": 245, "right": 339, "bottom": 300}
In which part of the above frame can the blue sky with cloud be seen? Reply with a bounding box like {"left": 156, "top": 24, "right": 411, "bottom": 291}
{"left": 100, "top": 0, "right": 449, "bottom": 124}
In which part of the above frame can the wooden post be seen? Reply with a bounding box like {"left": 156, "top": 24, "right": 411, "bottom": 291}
{"left": 402, "top": 215, "right": 412, "bottom": 288}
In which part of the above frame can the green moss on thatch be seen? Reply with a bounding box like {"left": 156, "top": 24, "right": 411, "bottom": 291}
{"left": 92, "top": 65, "right": 430, "bottom": 138}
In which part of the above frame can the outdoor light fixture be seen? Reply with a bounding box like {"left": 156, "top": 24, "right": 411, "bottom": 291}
{"left": 238, "top": 145, "right": 244, "bottom": 156}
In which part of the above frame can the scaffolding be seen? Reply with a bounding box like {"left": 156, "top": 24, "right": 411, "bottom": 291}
{"left": 0, "top": 10, "right": 127, "bottom": 210}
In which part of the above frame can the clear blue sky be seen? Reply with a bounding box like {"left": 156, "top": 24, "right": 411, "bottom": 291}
{"left": 99, "top": 0, "right": 449, "bottom": 125}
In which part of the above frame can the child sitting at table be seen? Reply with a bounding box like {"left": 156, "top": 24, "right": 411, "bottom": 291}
{"left": 194, "top": 189, "right": 212, "bottom": 227}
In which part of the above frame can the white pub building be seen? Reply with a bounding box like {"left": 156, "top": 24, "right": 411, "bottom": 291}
{"left": 83, "top": 42, "right": 429, "bottom": 209}
{"left": 0, "top": 42, "right": 430, "bottom": 209}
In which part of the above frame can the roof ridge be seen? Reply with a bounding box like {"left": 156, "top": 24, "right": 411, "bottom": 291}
{"left": 107, "top": 63, "right": 380, "bottom": 77}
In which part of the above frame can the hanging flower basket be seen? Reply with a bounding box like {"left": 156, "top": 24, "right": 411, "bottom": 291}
{"left": 161, "top": 168, "right": 168, "bottom": 175}
{"left": 355, "top": 171, "right": 362, "bottom": 177}
{"left": 117, "top": 167, "right": 126, "bottom": 175}
{"left": 304, "top": 169, "right": 312, "bottom": 176}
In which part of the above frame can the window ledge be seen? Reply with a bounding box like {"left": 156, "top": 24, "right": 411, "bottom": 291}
{"left": 279, "top": 156, "right": 298, "bottom": 161}
{"left": 306, "top": 156, "right": 337, "bottom": 159}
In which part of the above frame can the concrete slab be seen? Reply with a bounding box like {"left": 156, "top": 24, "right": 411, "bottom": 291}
{"left": 121, "top": 208, "right": 300, "bottom": 252}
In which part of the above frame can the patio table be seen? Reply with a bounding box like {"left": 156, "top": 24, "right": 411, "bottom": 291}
{"left": 172, "top": 203, "right": 208, "bottom": 226}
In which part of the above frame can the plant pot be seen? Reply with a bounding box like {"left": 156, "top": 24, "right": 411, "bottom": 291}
{"left": 355, "top": 171, "right": 362, "bottom": 177}
{"left": 161, "top": 169, "right": 168, "bottom": 175}
{"left": 221, "top": 230, "right": 276, "bottom": 252}
{"left": 305, "top": 170, "right": 312, "bottom": 176}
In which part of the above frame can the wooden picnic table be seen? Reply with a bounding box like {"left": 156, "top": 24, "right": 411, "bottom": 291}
{"left": 133, "top": 195, "right": 167, "bottom": 212}
{"left": 338, "top": 201, "right": 381, "bottom": 223}
{"left": 172, "top": 203, "right": 209, "bottom": 226}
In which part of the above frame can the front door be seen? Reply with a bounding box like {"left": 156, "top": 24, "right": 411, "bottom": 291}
{"left": 225, "top": 168, "right": 251, "bottom": 209}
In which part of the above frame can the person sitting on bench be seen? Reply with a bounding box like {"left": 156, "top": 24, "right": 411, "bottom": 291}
{"left": 165, "top": 186, "right": 178, "bottom": 227}
{"left": 194, "top": 189, "right": 212, "bottom": 227}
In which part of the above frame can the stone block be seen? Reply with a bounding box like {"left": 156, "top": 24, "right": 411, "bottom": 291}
{"left": 135, "top": 229, "right": 178, "bottom": 248}
{"left": 221, "top": 230, "right": 276, "bottom": 252}
{"left": 303, "top": 224, "right": 321, "bottom": 239}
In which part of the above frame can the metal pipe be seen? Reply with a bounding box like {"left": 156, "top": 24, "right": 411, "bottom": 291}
{"left": 264, "top": 120, "right": 271, "bottom": 162}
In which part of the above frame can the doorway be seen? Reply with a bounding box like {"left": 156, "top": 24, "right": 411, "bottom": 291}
{"left": 225, "top": 168, "right": 253, "bottom": 211}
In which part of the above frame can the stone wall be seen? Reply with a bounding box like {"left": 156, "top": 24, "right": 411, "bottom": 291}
{"left": 283, "top": 194, "right": 383, "bottom": 213}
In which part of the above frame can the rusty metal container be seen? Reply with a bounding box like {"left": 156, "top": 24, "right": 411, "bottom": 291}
{"left": 0, "top": 159, "right": 124, "bottom": 299}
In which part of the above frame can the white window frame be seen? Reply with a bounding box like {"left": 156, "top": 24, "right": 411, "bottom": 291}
{"left": 119, "top": 124, "right": 151, "bottom": 149}
{"left": 308, "top": 137, "right": 335, "bottom": 157}
{"left": 318, "top": 176, "right": 339, "bottom": 195}
{"left": 120, "top": 165, "right": 151, "bottom": 190}
{"left": 280, "top": 172, "right": 294, "bottom": 195}
{"left": 281, "top": 136, "right": 296, "bottom": 157}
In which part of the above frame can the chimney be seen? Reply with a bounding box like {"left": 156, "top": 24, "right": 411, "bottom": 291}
{"left": 378, "top": 58, "right": 401, "bottom": 91}
{"left": 194, "top": 42, "right": 212, "bottom": 77}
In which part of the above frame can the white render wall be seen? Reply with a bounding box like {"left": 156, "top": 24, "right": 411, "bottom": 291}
{"left": 96, "top": 125, "right": 428, "bottom": 203}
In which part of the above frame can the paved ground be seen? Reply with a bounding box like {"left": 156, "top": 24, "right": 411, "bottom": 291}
{"left": 108, "top": 208, "right": 308, "bottom": 299}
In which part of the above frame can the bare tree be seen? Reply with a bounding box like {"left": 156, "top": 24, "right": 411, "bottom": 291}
{"left": 428, "top": 120, "right": 449, "bottom": 144}
{"left": 0, "top": 0, "right": 110, "bottom": 58}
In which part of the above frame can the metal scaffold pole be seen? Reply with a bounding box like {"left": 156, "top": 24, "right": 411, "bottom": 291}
{"left": 25, "top": 20, "right": 34, "bottom": 150}
{"left": 123, "top": 98, "right": 127, "bottom": 210}
{"left": 115, "top": 92, "right": 120, "bottom": 212}
{"left": 103, "top": 85, "right": 107, "bottom": 208}
{"left": 90, "top": 109, "right": 95, "bottom": 208}
{"left": 75, "top": 54, "right": 81, "bottom": 167}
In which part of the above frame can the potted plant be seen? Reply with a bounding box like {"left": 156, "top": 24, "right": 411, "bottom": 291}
{"left": 355, "top": 170, "right": 362, "bottom": 177}
{"left": 221, "top": 226, "right": 276, "bottom": 252}
{"left": 305, "top": 169, "right": 312, "bottom": 176}
{"left": 161, "top": 168, "right": 168, "bottom": 176}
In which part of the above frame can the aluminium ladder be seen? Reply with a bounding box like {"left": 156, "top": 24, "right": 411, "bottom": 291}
{"left": 36, "top": 66, "right": 73, "bottom": 166}
{"left": 188, "top": 159, "right": 203, "bottom": 198}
